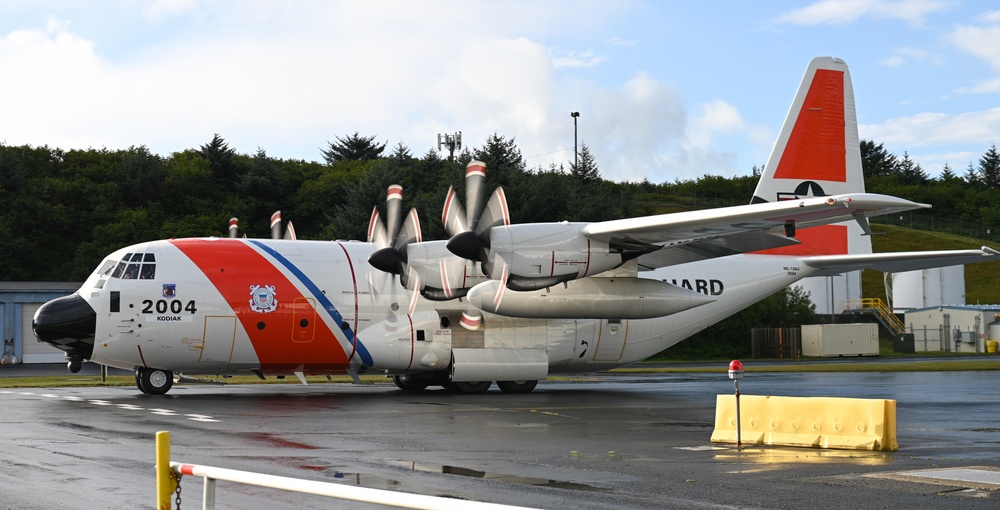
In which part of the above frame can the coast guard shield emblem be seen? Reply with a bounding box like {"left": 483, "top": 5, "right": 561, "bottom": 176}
{"left": 249, "top": 284, "right": 278, "bottom": 313}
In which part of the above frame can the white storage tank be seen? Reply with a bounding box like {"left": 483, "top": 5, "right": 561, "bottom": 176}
{"left": 795, "top": 272, "right": 861, "bottom": 315}
{"left": 801, "top": 323, "right": 879, "bottom": 357}
{"left": 891, "top": 266, "right": 965, "bottom": 312}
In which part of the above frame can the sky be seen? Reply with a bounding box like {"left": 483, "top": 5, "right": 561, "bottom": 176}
{"left": 2, "top": 1, "right": 999, "bottom": 184}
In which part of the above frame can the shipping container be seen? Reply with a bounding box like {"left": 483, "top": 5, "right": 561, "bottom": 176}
{"left": 801, "top": 323, "right": 878, "bottom": 357}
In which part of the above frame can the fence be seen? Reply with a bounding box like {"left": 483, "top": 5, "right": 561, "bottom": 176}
{"left": 155, "top": 431, "right": 541, "bottom": 510}
{"left": 750, "top": 328, "right": 801, "bottom": 359}
{"left": 870, "top": 212, "right": 1000, "bottom": 244}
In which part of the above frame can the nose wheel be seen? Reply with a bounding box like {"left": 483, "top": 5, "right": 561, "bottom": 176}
{"left": 135, "top": 367, "right": 174, "bottom": 395}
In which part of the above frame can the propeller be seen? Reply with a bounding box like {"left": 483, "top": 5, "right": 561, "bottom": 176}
{"left": 440, "top": 161, "right": 512, "bottom": 330}
{"left": 367, "top": 185, "right": 422, "bottom": 314}
{"left": 444, "top": 161, "right": 510, "bottom": 266}
{"left": 228, "top": 218, "right": 239, "bottom": 238}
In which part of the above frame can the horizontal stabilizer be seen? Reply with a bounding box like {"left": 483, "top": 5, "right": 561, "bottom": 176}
{"left": 802, "top": 247, "right": 999, "bottom": 276}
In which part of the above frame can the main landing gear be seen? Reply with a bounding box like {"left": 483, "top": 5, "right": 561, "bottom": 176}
{"left": 393, "top": 375, "right": 539, "bottom": 394}
{"left": 135, "top": 367, "right": 173, "bottom": 395}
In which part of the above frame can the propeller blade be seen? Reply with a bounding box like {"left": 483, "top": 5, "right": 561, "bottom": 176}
{"left": 367, "top": 207, "right": 388, "bottom": 247}
{"left": 464, "top": 161, "right": 486, "bottom": 230}
{"left": 475, "top": 186, "right": 510, "bottom": 239}
{"left": 283, "top": 221, "right": 297, "bottom": 240}
{"left": 228, "top": 218, "right": 239, "bottom": 238}
{"left": 385, "top": 184, "right": 403, "bottom": 246}
{"left": 395, "top": 208, "right": 422, "bottom": 253}
{"left": 442, "top": 185, "right": 468, "bottom": 237}
{"left": 270, "top": 211, "right": 282, "bottom": 240}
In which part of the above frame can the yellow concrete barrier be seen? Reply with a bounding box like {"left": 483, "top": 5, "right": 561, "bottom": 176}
{"left": 710, "top": 395, "right": 897, "bottom": 451}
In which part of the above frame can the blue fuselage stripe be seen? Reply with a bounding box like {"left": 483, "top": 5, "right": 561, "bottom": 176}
{"left": 248, "top": 240, "right": 373, "bottom": 366}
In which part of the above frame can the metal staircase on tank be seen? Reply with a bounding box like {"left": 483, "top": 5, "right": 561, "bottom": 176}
{"left": 840, "top": 298, "right": 906, "bottom": 336}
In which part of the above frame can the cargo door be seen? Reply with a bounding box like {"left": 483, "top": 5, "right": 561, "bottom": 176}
{"left": 592, "top": 319, "right": 628, "bottom": 362}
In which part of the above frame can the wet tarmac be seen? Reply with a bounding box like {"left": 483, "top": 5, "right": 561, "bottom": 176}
{"left": 1, "top": 370, "right": 999, "bottom": 509}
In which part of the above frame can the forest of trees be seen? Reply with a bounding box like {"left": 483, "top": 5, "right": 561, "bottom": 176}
{"left": 2, "top": 134, "right": 998, "bottom": 356}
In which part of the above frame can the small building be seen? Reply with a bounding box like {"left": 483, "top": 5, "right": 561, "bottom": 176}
{"left": 1, "top": 282, "right": 80, "bottom": 364}
{"left": 904, "top": 305, "right": 1000, "bottom": 353}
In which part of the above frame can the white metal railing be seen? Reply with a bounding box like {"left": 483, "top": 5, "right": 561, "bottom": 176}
{"left": 156, "top": 431, "right": 541, "bottom": 510}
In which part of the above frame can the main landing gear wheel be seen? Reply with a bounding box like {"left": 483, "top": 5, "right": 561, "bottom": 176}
{"left": 446, "top": 381, "right": 492, "bottom": 394}
{"left": 393, "top": 375, "right": 430, "bottom": 391}
{"left": 134, "top": 369, "right": 148, "bottom": 394}
{"left": 496, "top": 380, "right": 538, "bottom": 394}
{"left": 136, "top": 368, "right": 173, "bottom": 395}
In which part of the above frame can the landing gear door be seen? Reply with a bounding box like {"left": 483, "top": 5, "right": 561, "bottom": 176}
{"left": 200, "top": 316, "right": 236, "bottom": 362}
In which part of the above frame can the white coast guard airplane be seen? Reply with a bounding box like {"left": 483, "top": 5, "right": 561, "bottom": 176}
{"left": 33, "top": 57, "right": 998, "bottom": 395}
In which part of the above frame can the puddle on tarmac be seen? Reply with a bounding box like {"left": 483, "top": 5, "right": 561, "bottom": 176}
{"left": 389, "top": 460, "right": 612, "bottom": 493}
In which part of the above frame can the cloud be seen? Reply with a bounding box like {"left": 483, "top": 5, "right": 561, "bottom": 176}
{"left": 772, "top": 0, "right": 949, "bottom": 27}
{"left": 881, "top": 47, "right": 944, "bottom": 68}
{"left": 949, "top": 16, "right": 1000, "bottom": 70}
{"left": 0, "top": 2, "right": 763, "bottom": 183}
{"left": 608, "top": 37, "right": 637, "bottom": 47}
{"left": 142, "top": 0, "right": 200, "bottom": 22}
{"left": 551, "top": 49, "right": 607, "bottom": 68}
{"left": 860, "top": 107, "right": 1000, "bottom": 148}
{"left": 882, "top": 56, "right": 905, "bottom": 67}
{"left": 948, "top": 11, "right": 1000, "bottom": 94}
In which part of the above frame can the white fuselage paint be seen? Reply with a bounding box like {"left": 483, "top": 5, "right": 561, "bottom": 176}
{"left": 78, "top": 238, "right": 814, "bottom": 377}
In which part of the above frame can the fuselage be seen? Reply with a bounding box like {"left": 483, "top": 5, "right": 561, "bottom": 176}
{"left": 39, "top": 237, "right": 813, "bottom": 384}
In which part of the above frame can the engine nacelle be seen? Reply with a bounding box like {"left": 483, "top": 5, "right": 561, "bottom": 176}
{"left": 486, "top": 223, "right": 623, "bottom": 284}
{"left": 467, "top": 277, "right": 715, "bottom": 319}
{"left": 360, "top": 311, "right": 450, "bottom": 372}
{"left": 404, "top": 240, "right": 488, "bottom": 300}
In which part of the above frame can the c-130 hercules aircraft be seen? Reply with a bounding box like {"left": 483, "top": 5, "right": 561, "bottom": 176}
{"left": 33, "top": 57, "right": 998, "bottom": 395}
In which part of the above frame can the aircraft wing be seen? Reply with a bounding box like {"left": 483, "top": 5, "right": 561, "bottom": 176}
{"left": 801, "top": 247, "right": 1000, "bottom": 276}
{"left": 582, "top": 193, "right": 927, "bottom": 269}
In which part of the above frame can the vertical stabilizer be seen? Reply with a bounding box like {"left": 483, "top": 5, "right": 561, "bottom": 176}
{"left": 752, "top": 56, "right": 870, "bottom": 258}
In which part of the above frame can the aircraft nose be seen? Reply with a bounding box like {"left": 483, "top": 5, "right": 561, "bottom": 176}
{"left": 32, "top": 294, "right": 96, "bottom": 361}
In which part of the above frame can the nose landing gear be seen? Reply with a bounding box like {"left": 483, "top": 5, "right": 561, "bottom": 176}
{"left": 67, "top": 356, "right": 83, "bottom": 373}
{"left": 135, "top": 367, "right": 174, "bottom": 395}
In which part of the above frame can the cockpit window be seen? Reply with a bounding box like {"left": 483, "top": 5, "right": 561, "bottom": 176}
{"left": 112, "top": 252, "right": 156, "bottom": 280}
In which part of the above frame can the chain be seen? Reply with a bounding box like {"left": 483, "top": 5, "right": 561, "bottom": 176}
{"left": 173, "top": 472, "right": 183, "bottom": 510}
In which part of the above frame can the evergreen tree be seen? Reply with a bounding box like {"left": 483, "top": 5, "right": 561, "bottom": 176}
{"left": 389, "top": 141, "right": 413, "bottom": 163}
{"left": 570, "top": 143, "right": 600, "bottom": 183}
{"left": 896, "top": 151, "right": 927, "bottom": 185}
{"left": 116, "top": 145, "right": 165, "bottom": 207}
{"left": 197, "top": 133, "right": 239, "bottom": 181}
{"left": 473, "top": 133, "right": 526, "bottom": 191}
{"left": 965, "top": 162, "right": 980, "bottom": 185}
{"left": 321, "top": 132, "right": 387, "bottom": 164}
{"left": 938, "top": 162, "right": 958, "bottom": 182}
{"left": 860, "top": 139, "right": 898, "bottom": 178}
{"left": 978, "top": 144, "right": 1000, "bottom": 188}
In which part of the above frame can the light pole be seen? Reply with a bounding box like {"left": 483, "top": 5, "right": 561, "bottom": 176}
{"left": 570, "top": 112, "right": 580, "bottom": 170}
